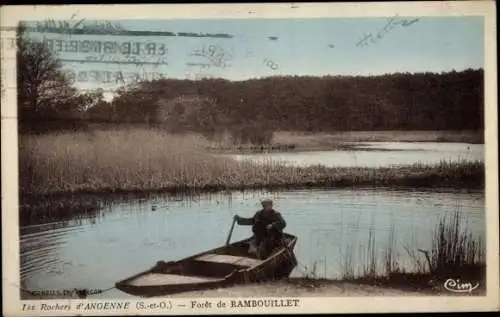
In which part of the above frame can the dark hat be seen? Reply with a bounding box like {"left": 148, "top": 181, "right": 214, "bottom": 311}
{"left": 261, "top": 199, "right": 273, "bottom": 206}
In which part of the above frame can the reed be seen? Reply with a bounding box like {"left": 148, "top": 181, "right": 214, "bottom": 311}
{"left": 19, "top": 129, "right": 484, "bottom": 196}
{"left": 340, "top": 224, "right": 397, "bottom": 281}
{"left": 361, "top": 228, "right": 378, "bottom": 279}
{"left": 428, "top": 210, "right": 485, "bottom": 277}
{"left": 338, "top": 210, "right": 485, "bottom": 290}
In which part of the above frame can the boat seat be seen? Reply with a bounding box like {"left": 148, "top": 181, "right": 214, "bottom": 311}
{"left": 195, "top": 254, "right": 262, "bottom": 268}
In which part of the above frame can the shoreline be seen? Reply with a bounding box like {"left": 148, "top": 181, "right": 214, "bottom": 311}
{"left": 20, "top": 181, "right": 485, "bottom": 203}
{"left": 20, "top": 163, "right": 484, "bottom": 201}
{"left": 207, "top": 144, "right": 406, "bottom": 154}
{"left": 20, "top": 182, "right": 485, "bottom": 202}
{"left": 20, "top": 275, "right": 486, "bottom": 300}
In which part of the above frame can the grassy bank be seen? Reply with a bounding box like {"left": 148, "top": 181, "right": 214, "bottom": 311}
{"left": 329, "top": 210, "right": 486, "bottom": 293}
{"left": 19, "top": 129, "right": 484, "bottom": 197}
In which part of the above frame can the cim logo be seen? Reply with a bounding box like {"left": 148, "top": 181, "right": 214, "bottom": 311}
{"left": 443, "top": 278, "right": 480, "bottom": 293}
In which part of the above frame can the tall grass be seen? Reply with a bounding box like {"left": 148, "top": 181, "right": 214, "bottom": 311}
{"left": 338, "top": 210, "right": 485, "bottom": 286}
{"left": 20, "top": 129, "right": 238, "bottom": 195}
{"left": 362, "top": 229, "right": 377, "bottom": 278}
{"left": 19, "top": 129, "right": 485, "bottom": 196}
{"left": 429, "top": 211, "right": 485, "bottom": 277}
{"left": 340, "top": 225, "right": 398, "bottom": 281}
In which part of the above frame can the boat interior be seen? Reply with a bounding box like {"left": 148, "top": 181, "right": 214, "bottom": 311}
{"left": 124, "top": 235, "right": 296, "bottom": 286}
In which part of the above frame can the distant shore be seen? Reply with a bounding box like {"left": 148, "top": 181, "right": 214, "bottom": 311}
{"left": 206, "top": 130, "right": 484, "bottom": 154}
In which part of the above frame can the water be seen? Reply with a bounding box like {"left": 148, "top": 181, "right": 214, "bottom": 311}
{"left": 20, "top": 188, "right": 484, "bottom": 298}
{"left": 229, "top": 142, "right": 484, "bottom": 167}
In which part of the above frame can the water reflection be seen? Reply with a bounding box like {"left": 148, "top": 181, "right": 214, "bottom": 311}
{"left": 20, "top": 188, "right": 485, "bottom": 298}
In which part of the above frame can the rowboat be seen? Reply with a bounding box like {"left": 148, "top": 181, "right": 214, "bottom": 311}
{"left": 115, "top": 233, "right": 298, "bottom": 297}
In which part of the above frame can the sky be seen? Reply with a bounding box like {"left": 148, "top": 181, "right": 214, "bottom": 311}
{"left": 25, "top": 16, "right": 484, "bottom": 100}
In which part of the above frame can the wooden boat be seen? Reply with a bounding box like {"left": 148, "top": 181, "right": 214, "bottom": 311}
{"left": 115, "top": 233, "right": 298, "bottom": 297}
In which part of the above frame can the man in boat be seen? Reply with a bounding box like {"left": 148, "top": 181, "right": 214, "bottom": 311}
{"left": 234, "top": 199, "right": 287, "bottom": 259}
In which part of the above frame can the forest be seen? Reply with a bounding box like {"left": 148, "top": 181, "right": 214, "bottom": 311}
{"left": 102, "top": 70, "right": 484, "bottom": 133}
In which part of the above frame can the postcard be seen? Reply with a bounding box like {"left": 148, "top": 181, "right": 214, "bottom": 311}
{"left": 1, "top": 2, "right": 498, "bottom": 315}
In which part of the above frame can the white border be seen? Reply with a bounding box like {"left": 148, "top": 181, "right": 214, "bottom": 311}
{"left": 1, "top": 2, "right": 498, "bottom": 315}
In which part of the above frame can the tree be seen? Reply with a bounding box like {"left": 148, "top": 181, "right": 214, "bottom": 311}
{"left": 16, "top": 23, "right": 83, "bottom": 133}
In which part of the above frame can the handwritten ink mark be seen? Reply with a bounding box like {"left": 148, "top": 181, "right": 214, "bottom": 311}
{"left": 190, "top": 50, "right": 205, "bottom": 57}
{"left": 152, "top": 56, "right": 169, "bottom": 69}
{"left": 35, "top": 18, "right": 125, "bottom": 35}
{"left": 186, "top": 62, "right": 211, "bottom": 69}
{"left": 356, "top": 15, "right": 420, "bottom": 48}
{"left": 63, "top": 58, "right": 168, "bottom": 66}
{"left": 190, "top": 44, "right": 232, "bottom": 69}
{"left": 177, "top": 32, "right": 233, "bottom": 39}
{"left": 72, "top": 19, "right": 86, "bottom": 31}
{"left": 264, "top": 58, "right": 278, "bottom": 70}
{"left": 64, "top": 69, "right": 167, "bottom": 85}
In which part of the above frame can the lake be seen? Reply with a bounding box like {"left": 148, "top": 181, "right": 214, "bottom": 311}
{"left": 20, "top": 187, "right": 484, "bottom": 299}
{"left": 228, "top": 142, "right": 484, "bottom": 167}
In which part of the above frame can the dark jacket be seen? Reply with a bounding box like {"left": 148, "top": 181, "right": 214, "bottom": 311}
{"left": 236, "top": 209, "right": 286, "bottom": 238}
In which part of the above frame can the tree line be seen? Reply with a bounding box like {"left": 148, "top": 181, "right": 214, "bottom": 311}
{"left": 91, "top": 69, "right": 483, "bottom": 142}
{"left": 17, "top": 24, "right": 484, "bottom": 143}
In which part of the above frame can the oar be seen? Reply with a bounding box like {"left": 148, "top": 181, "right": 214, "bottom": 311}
{"left": 226, "top": 218, "right": 237, "bottom": 245}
